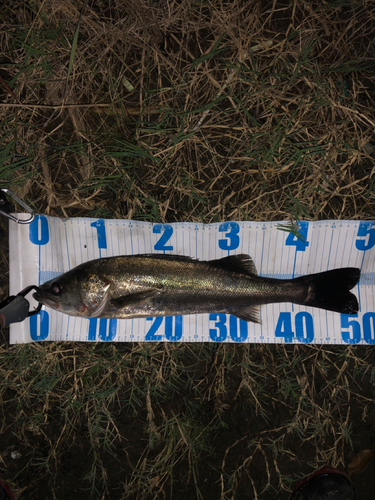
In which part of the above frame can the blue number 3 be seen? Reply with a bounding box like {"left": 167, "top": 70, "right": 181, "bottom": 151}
{"left": 218, "top": 222, "right": 240, "bottom": 251}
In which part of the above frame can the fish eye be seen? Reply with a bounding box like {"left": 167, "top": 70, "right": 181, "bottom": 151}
{"left": 50, "top": 282, "right": 62, "bottom": 296}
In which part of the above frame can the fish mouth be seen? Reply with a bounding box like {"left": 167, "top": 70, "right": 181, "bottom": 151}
{"left": 33, "top": 291, "right": 60, "bottom": 310}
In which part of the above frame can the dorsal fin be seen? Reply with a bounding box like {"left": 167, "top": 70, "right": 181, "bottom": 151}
{"left": 208, "top": 254, "right": 257, "bottom": 275}
{"left": 136, "top": 254, "right": 198, "bottom": 262}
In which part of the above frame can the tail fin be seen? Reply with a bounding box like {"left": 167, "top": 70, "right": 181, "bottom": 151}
{"left": 296, "top": 268, "right": 360, "bottom": 314}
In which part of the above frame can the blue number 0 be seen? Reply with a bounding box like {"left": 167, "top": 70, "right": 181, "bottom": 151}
{"left": 363, "top": 313, "right": 375, "bottom": 345}
{"left": 29, "top": 215, "right": 49, "bottom": 245}
{"left": 30, "top": 311, "right": 49, "bottom": 341}
{"left": 229, "top": 315, "right": 248, "bottom": 342}
{"left": 295, "top": 312, "right": 314, "bottom": 343}
{"left": 165, "top": 316, "right": 183, "bottom": 341}
{"left": 218, "top": 222, "right": 240, "bottom": 251}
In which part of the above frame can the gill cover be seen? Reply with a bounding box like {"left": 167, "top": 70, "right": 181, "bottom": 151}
{"left": 80, "top": 273, "right": 111, "bottom": 317}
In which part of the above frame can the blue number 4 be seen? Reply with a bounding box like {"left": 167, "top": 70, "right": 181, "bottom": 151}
{"left": 275, "top": 312, "right": 294, "bottom": 342}
{"left": 285, "top": 222, "right": 309, "bottom": 252}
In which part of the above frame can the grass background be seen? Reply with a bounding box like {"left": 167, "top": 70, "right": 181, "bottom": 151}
{"left": 0, "top": 0, "right": 375, "bottom": 498}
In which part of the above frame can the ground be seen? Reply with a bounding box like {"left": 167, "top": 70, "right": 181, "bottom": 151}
{"left": 0, "top": 0, "right": 374, "bottom": 498}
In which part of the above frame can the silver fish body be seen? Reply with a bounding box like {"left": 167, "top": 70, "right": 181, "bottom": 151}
{"left": 33, "top": 254, "right": 360, "bottom": 322}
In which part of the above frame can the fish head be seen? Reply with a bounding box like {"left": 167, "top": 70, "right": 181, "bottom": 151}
{"left": 33, "top": 268, "right": 112, "bottom": 317}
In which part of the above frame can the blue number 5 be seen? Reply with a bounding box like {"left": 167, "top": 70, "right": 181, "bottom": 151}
{"left": 356, "top": 222, "right": 375, "bottom": 251}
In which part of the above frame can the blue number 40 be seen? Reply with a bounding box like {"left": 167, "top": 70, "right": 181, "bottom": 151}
{"left": 275, "top": 311, "right": 314, "bottom": 343}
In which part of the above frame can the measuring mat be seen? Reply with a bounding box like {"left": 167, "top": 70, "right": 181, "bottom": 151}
{"left": 8, "top": 216, "right": 375, "bottom": 345}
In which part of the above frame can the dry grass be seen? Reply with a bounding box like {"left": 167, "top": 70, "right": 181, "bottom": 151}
{"left": 1, "top": 0, "right": 374, "bottom": 222}
{"left": 0, "top": 0, "right": 375, "bottom": 499}
{"left": 0, "top": 340, "right": 374, "bottom": 499}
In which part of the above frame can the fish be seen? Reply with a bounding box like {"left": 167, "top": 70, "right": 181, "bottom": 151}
{"left": 33, "top": 254, "right": 360, "bottom": 322}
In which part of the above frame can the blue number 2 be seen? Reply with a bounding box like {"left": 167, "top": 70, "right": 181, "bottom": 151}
{"left": 153, "top": 224, "right": 173, "bottom": 251}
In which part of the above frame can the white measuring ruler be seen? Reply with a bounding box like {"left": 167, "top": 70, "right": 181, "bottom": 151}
{"left": 8, "top": 216, "right": 375, "bottom": 345}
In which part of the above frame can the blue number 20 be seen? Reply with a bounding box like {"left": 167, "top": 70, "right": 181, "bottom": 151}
{"left": 145, "top": 316, "right": 182, "bottom": 341}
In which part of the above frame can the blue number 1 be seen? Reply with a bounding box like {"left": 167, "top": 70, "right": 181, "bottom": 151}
{"left": 91, "top": 219, "right": 107, "bottom": 249}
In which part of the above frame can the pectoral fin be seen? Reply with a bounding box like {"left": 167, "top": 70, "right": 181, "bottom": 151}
{"left": 109, "top": 289, "right": 160, "bottom": 310}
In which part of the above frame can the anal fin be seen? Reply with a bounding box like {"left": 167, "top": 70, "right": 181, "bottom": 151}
{"left": 229, "top": 305, "right": 260, "bottom": 324}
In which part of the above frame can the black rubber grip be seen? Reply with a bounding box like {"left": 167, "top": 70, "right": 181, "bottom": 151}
{"left": 0, "top": 296, "right": 30, "bottom": 327}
